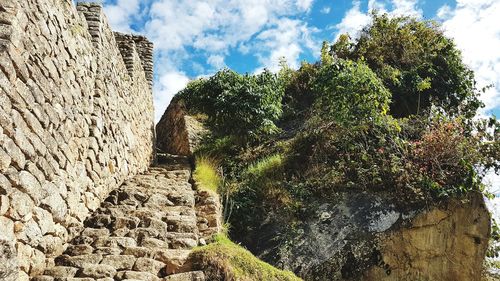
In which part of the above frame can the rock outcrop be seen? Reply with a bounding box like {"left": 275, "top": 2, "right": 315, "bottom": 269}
{"left": 255, "top": 192, "right": 490, "bottom": 281}
{"left": 156, "top": 99, "right": 209, "bottom": 156}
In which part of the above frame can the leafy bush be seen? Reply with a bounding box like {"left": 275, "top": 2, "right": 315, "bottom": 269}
{"left": 281, "top": 62, "right": 319, "bottom": 120}
{"left": 287, "top": 116, "right": 406, "bottom": 194}
{"left": 312, "top": 60, "right": 391, "bottom": 125}
{"left": 178, "top": 69, "right": 284, "bottom": 138}
{"left": 331, "top": 13, "right": 482, "bottom": 118}
{"left": 194, "top": 156, "right": 221, "bottom": 193}
{"left": 190, "top": 234, "right": 302, "bottom": 281}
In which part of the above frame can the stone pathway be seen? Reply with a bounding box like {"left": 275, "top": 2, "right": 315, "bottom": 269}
{"left": 31, "top": 155, "right": 208, "bottom": 281}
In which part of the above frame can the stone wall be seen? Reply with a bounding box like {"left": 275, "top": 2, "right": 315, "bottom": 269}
{"left": 0, "top": 0, "right": 154, "bottom": 279}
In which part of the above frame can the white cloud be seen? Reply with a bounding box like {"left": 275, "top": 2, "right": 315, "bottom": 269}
{"left": 436, "top": 4, "right": 452, "bottom": 19}
{"left": 335, "top": 0, "right": 421, "bottom": 39}
{"left": 390, "top": 0, "right": 422, "bottom": 18}
{"left": 320, "top": 6, "right": 331, "bottom": 14}
{"left": 255, "top": 18, "right": 319, "bottom": 71}
{"left": 368, "top": 0, "right": 387, "bottom": 12}
{"left": 122, "top": 0, "right": 318, "bottom": 119}
{"left": 297, "top": 0, "right": 314, "bottom": 12}
{"left": 144, "top": 0, "right": 316, "bottom": 53}
{"left": 335, "top": 1, "right": 371, "bottom": 38}
{"left": 207, "top": 54, "right": 226, "bottom": 69}
{"left": 439, "top": 0, "right": 500, "bottom": 114}
{"left": 103, "top": 0, "right": 143, "bottom": 33}
{"left": 154, "top": 71, "right": 190, "bottom": 122}
{"left": 485, "top": 171, "right": 500, "bottom": 222}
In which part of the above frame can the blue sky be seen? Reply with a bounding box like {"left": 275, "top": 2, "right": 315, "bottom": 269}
{"left": 98, "top": 0, "right": 500, "bottom": 213}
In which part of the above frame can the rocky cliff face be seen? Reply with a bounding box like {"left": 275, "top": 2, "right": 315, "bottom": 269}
{"left": 362, "top": 193, "right": 489, "bottom": 281}
{"left": 257, "top": 192, "right": 490, "bottom": 281}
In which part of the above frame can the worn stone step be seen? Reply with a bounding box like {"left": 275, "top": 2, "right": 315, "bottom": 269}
{"left": 40, "top": 161, "right": 218, "bottom": 281}
{"left": 44, "top": 266, "right": 79, "bottom": 277}
{"left": 55, "top": 254, "right": 103, "bottom": 267}
{"left": 116, "top": 270, "right": 161, "bottom": 281}
{"left": 163, "top": 271, "right": 205, "bottom": 281}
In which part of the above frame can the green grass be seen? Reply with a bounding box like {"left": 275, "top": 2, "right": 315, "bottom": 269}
{"left": 194, "top": 156, "right": 221, "bottom": 193}
{"left": 190, "top": 234, "right": 302, "bottom": 281}
{"left": 246, "top": 154, "right": 284, "bottom": 179}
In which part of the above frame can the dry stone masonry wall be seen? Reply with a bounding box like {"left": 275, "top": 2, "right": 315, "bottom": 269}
{"left": 0, "top": 0, "right": 155, "bottom": 279}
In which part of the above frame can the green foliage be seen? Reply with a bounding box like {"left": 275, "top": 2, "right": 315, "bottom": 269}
{"left": 487, "top": 219, "right": 500, "bottom": 259}
{"left": 190, "top": 234, "right": 302, "bottom": 281}
{"left": 246, "top": 154, "right": 284, "bottom": 180}
{"left": 194, "top": 156, "right": 221, "bottom": 193}
{"left": 178, "top": 69, "right": 284, "bottom": 138}
{"left": 312, "top": 60, "right": 391, "bottom": 125}
{"left": 174, "top": 13, "right": 500, "bottom": 261}
{"left": 410, "top": 117, "right": 485, "bottom": 197}
{"left": 288, "top": 116, "right": 406, "bottom": 193}
{"left": 320, "top": 41, "right": 333, "bottom": 66}
{"left": 332, "top": 13, "right": 482, "bottom": 118}
{"left": 281, "top": 62, "right": 319, "bottom": 119}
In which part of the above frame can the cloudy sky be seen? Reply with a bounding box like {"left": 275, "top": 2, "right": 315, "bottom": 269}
{"left": 100, "top": 0, "right": 500, "bottom": 122}
{"left": 100, "top": 0, "right": 499, "bottom": 213}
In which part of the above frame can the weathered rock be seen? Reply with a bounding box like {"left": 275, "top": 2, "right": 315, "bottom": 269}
{"left": 44, "top": 266, "right": 79, "bottom": 277}
{"left": 156, "top": 99, "right": 208, "bottom": 156}
{"left": 362, "top": 193, "right": 490, "bottom": 281}
{"left": 116, "top": 270, "right": 161, "bottom": 281}
{"left": 0, "top": 239, "right": 17, "bottom": 281}
{"left": 78, "top": 264, "right": 116, "bottom": 278}
{"left": 162, "top": 271, "right": 205, "bottom": 281}
{"left": 100, "top": 255, "right": 136, "bottom": 270}
{"left": 251, "top": 191, "right": 490, "bottom": 281}
{"left": 133, "top": 257, "right": 165, "bottom": 275}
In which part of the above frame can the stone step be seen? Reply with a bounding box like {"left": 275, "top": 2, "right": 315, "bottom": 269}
{"left": 38, "top": 161, "right": 213, "bottom": 281}
{"left": 163, "top": 271, "right": 205, "bottom": 281}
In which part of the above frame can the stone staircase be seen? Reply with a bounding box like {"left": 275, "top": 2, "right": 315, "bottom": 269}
{"left": 31, "top": 155, "right": 216, "bottom": 281}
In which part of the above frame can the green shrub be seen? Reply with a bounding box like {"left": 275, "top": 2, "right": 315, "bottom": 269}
{"left": 410, "top": 118, "right": 484, "bottom": 197}
{"left": 194, "top": 156, "right": 221, "bottom": 193}
{"left": 246, "top": 154, "right": 284, "bottom": 181}
{"left": 312, "top": 60, "right": 391, "bottom": 125}
{"left": 178, "top": 69, "right": 284, "bottom": 138}
{"left": 287, "top": 116, "right": 406, "bottom": 193}
{"left": 281, "top": 62, "right": 319, "bottom": 120}
{"left": 190, "top": 234, "right": 302, "bottom": 281}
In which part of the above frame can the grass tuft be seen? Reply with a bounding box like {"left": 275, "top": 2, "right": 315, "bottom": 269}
{"left": 190, "top": 234, "right": 302, "bottom": 281}
{"left": 194, "top": 156, "right": 221, "bottom": 193}
{"left": 246, "top": 154, "right": 284, "bottom": 179}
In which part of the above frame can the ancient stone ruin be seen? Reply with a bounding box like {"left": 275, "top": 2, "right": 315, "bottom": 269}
{"left": 0, "top": 0, "right": 221, "bottom": 280}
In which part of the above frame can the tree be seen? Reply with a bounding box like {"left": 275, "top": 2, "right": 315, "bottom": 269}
{"left": 178, "top": 69, "right": 284, "bottom": 138}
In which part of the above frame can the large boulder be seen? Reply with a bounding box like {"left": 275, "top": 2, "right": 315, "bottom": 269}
{"left": 156, "top": 99, "right": 208, "bottom": 156}
{"left": 253, "top": 192, "right": 490, "bottom": 281}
